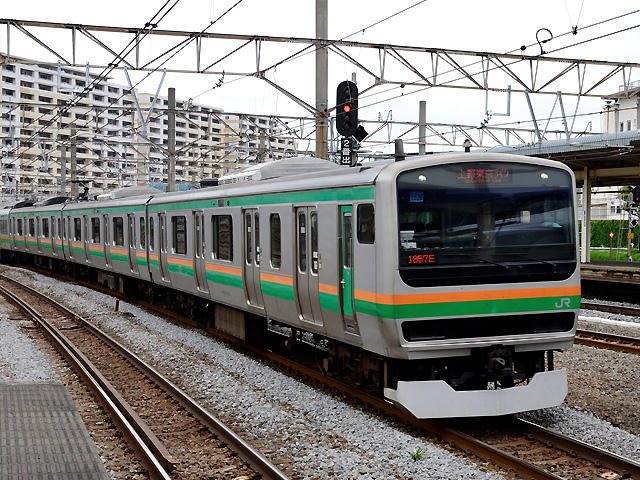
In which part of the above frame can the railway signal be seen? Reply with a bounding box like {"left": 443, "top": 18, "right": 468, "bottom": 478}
{"left": 632, "top": 186, "right": 640, "bottom": 206}
{"left": 336, "top": 80, "right": 358, "bottom": 137}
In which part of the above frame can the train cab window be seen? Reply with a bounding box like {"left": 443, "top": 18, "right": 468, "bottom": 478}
{"left": 311, "top": 212, "right": 319, "bottom": 274}
{"left": 270, "top": 214, "right": 281, "bottom": 268}
{"left": 91, "top": 218, "right": 100, "bottom": 243}
{"left": 74, "top": 218, "right": 82, "bottom": 241}
{"left": 212, "top": 215, "right": 232, "bottom": 261}
{"left": 357, "top": 204, "right": 375, "bottom": 244}
{"left": 113, "top": 217, "right": 124, "bottom": 246}
{"left": 17, "top": 219, "right": 23, "bottom": 236}
{"left": 149, "top": 217, "right": 155, "bottom": 251}
{"left": 42, "top": 218, "right": 49, "bottom": 238}
{"left": 29, "top": 218, "right": 35, "bottom": 236}
{"left": 140, "top": 218, "right": 146, "bottom": 249}
{"left": 172, "top": 215, "right": 187, "bottom": 255}
{"left": 298, "top": 212, "right": 307, "bottom": 272}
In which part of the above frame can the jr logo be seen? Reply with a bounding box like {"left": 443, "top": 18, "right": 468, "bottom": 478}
{"left": 555, "top": 298, "right": 571, "bottom": 308}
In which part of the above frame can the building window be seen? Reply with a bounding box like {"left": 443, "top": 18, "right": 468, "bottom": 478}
{"left": 172, "top": 215, "right": 187, "bottom": 254}
{"left": 628, "top": 120, "right": 632, "bottom": 131}
{"left": 212, "top": 215, "right": 232, "bottom": 261}
{"left": 620, "top": 122, "right": 624, "bottom": 132}
{"left": 270, "top": 214, "right": 281, "bottom": 268}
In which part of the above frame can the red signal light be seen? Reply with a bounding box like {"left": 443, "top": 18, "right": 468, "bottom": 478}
{"left": 343, "top": 104, "right": 352, "bottom": 113}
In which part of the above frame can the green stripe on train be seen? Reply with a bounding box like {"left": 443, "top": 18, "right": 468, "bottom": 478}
{"left": 319, "top": 292, "right": 340, "bottom": 313}
{"left": 149, "top": 186, "right": 375, "bottom": 211}
{"left": 89, "top": 250, "right": 105, "bottom": 258}
{"left": 150, "top": 259, "right": 160, "bottom": 270}
{"left": 136, "top": 257, "right": 148, "bottom": 266}
{"left": 205, "top": 270, "right": 243, "bottom": 289}
{"left": 110, "top": 252, "right": 129, "bottom": 263}
{"left": 168, "top": 262, "right": 194, "bottom": 277}
{"left": 260, "top": 280, "right": 295, "bottom": 302}
{"left": 354, "top": 295, "right": 581, "bottom": 319}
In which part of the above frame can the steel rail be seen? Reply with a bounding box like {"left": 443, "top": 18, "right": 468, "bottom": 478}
{"left": 0, "top": 278, "right": 172, "bottom": 480}
{"left": 512, "top": 418, "right": 640, "bottom": 478}
{"left": 0, "top": 274, "right": 290, "bottom": 480}
{"left": 575, "top": 329, "right": 640, "bottom": 355}
{"left": 581, "top": 300, "right": 640, "bottom": 317}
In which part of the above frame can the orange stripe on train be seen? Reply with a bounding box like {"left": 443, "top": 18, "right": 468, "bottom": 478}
{"left": 205, "top": 264, "right": 242, "bottom": 276}
{"left": 260, "top": 272, "right": 293, "bottom": 286}
{"left": 353, "top": 286, "right": 581, "bottom": 305}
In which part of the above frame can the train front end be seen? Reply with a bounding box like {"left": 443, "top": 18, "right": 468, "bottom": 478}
{"left": 376, "top": 153, "right": 579, "bottom": 418}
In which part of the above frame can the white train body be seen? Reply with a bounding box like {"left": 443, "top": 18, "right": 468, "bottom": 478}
{"left": 0, "top": 153, "right": 580, "bottom": 418}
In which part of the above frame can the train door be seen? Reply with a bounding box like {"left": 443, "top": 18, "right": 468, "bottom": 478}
{"left": 295, "top": 207, "right": 322, "bottom": 324}
{"left": 102, "top": 215, "right": 110, "bottom": 266}
{"left": 339, "top": 206, "right": 357, "bottom": 331}
{"left": 127, "top": 214, "right": 139, "bottom": 274}
{"left": 243, "top": 208, "right": 264, "bottom": 308}
{"left": 83, "top": 215, "right": 90, "bottom": 262}
{"left": 158, "top": 213, "right": 169, "bottom": 281}
{"left": 67, "top": 217, "right": 74, "bottom": 260}
{"left": 193, "top": 211, "right": 209, "bottom": 294}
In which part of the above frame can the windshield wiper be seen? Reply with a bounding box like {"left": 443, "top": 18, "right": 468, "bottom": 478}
{"left": 439, "top": 252, "right": 509, "bottom": 270}
{"left": 504, "top": 253, "right": 557, "bottom": 272}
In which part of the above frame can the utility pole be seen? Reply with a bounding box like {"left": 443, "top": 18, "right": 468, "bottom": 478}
{"left": 167, "top": 87, "right": 176, "bottom": 192}
{"left": 315, "top": 0, "right": 328, "bottom": 160}
{"left": 419, "top": 101, "right": 426, "bottom": 155}
{"left": 70, "top": 123, "right": 77, "bottom": 197}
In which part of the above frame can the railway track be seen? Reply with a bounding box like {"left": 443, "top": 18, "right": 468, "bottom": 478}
{"left": 575, "top": 329, "right": 640, "bottom": 355}
{"left": 577, "top": 300, "right": 640, "bottom": 355}
{"left": 0, "top": 274, "right": 288, "bottom": 480}
{"left": 581, "top": 299, "right": 640, "bottom": 317}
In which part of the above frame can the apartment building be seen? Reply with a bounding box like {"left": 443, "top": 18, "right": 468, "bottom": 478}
{"left": 0, "top": 60, "right": 296, "bottom": 199}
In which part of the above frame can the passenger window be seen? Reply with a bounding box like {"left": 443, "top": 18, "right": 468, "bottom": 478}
{"left": 29, "top": 218, "right": 35, "bottom": 236}
{"left": 270, "top": 214, "right": 281, "bottom": 268}
{"left": 74, "top": 218, "right": 81, "bottom": 241}
{"left": 17, "top": 218, "right": 23, "bottom": 235}
{"left": 245, "top": 213, "right": 252, "bottom": 264}
{"left": 149, "top": 217, "right": 155, "bottom": 251}
{"left": 311, "top": 212, "right": 319, "bottom": 274}
{"left": 140, "top": 218, "right": 146, "bottom": 249}
{"left": 128, "top": 216, "right": 135, "bottom": 248}
{"left": 103, "top": 217, "right": 109, "bottom": 244}
{"left": 212, "top": 215, "right": 232, "bottom": 261}
{"left": 91, "top": 218, "right": 100, "bottom": 243}
{"left": 42, "top": 218, "right": 49, "bottom": 238}
{"left": 113, "top": 217, "right": 124, "bottom": 246}
{"left": 172, "top": 215, "right": 187, "bottom": 254}
{"left": 298, "top": 212, "right": 306, "bottom": 272}
{"left": 357, "top": 204, "right": 375, "bottom": 244}
{"left": 57, "top": 219, "right": 61, "bottom": 238}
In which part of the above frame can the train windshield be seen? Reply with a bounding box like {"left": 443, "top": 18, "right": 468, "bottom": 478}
{"left": 397, "top": 161, "right": 576, "bottom": 287}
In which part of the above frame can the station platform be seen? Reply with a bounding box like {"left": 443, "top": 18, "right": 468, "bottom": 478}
{"left": 0, "top": 382, "right": 110, "bottom": 480}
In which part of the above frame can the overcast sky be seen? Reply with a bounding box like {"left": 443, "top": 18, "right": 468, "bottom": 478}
{"left": 2, "top": 0, "right": 640, "bottom": 152}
